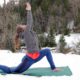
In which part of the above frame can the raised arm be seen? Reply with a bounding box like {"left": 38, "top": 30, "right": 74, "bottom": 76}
{"left": 26, "top": 2, "right": 33, "bottom": 31}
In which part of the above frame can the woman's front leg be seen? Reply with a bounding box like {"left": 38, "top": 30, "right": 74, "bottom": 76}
{"left": 35, "top": 49, "right": 56, "bottom": 70}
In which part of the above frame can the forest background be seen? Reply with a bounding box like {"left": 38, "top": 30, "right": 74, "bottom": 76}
{"left": 0, "top": 0, "right": 80, "bottom": 53}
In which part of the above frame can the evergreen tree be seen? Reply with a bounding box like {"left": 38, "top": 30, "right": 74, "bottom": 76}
{"left": 46, "top": 27, "right": 56, "bottom": 47}
{"left": 62, "top": 23, "right": 70, "bottom": 35}
{"left": 59, "top": 34, "right": 66, "bottom": 53}
{"left": 38, "top": 34, "right": 46, "bottom": 48}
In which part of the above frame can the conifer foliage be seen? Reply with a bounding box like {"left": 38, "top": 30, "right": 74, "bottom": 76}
{"left": 58, "top": 34, "right": 67, "bottom": 53}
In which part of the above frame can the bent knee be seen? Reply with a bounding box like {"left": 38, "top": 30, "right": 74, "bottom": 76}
{"left": 44, "top": 48, "right": 50, "bottom": 51}
{"left": 42, "top": 48, "right": 51, "bottom": 53}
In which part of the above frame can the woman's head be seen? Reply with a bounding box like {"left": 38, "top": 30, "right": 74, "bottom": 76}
{"left": 14, "top": 24, "right": 26, "bottom": 51}
{"left": 16, "top": 24, "right": 26, "bottom": 33}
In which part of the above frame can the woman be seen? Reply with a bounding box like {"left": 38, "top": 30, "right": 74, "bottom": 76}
{"left": 0, "top": 2, "right": 59, "bottom": 73}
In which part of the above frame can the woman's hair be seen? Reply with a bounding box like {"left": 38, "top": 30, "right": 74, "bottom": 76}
{"left": 14, "top": 25, "right": 24, "bottom": 51}
{"left": 16, "top": 25, "right": 24, "bottom": 33}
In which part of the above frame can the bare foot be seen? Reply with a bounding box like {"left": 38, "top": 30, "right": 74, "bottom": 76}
{"left": 52, "top": 68, "right": 60, "bottom": 72}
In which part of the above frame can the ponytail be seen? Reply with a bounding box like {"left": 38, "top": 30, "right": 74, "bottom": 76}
{"left": 14, "top": 26, "right": 24, "bottom": 51}
{"left": 14, "top": 33, "right": 20, "bottom": 51}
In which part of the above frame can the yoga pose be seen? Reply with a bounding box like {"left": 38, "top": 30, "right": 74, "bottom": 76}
{"left": 0, "top": 2, "right": 59, "bottom": 73}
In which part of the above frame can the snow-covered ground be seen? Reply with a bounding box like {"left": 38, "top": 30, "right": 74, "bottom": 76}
{"left": 0, "top": 33, "right": 80, "bottom": 80}
{"left": 0, "top": 51, "right": 80, "bottom": 80}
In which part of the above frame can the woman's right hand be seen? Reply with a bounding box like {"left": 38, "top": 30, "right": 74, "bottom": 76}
{"left": 25, "top": 2, "right": 31, "bottom": 10}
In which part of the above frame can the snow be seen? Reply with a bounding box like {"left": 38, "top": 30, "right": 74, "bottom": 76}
{"left": 0, "top": 33, "right": 80, "bottom": 80}
{"left": 0, "top": 52, "right": 80, "bottom": 80}
{"left": 0, "top": 0, "right": 9, "bottom": 7}
{"left": 55, "top": 33, "right": 80, "bottom": 47}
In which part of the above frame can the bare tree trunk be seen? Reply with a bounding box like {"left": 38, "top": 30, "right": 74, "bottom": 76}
{"left": 3, "top": 0, "right": 8, "bottom": 49}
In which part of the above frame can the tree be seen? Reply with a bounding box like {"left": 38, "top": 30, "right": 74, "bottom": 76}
{"left": 58, "top": 34, "right": 66, "bottom": 53}
{"left": 46, "top": 26, "right": 56, "bottom": 47}
{"left": 0, "top": 0, "right": 20, "bottom": 51}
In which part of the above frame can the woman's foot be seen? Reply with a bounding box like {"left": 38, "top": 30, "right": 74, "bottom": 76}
{"left": 52, "top": 68, "right": 60, "bottom": 72}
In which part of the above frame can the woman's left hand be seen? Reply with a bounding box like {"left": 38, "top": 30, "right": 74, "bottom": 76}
{"left": 25, "top": 2, "right": 31, "bottom": 10}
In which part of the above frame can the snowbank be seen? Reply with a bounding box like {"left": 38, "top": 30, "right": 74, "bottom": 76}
{"left": 55, "top": 33, "right": 80, "bottom": 47}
